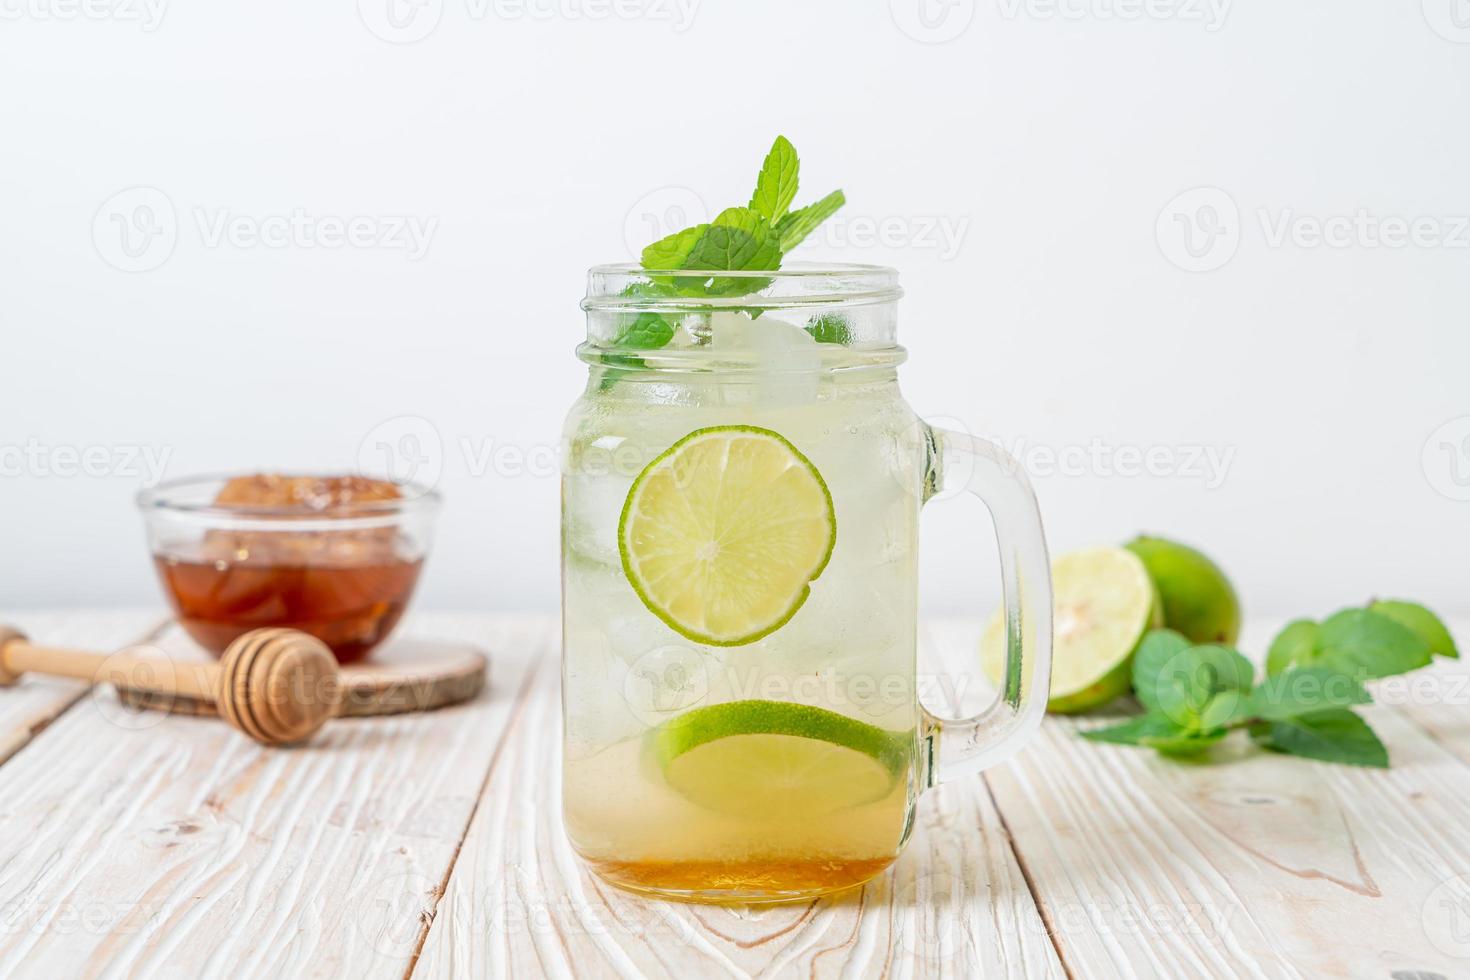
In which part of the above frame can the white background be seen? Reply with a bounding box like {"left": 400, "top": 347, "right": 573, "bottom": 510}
{"left": 1, "top": 0, "right": 1466, "bottom": 625}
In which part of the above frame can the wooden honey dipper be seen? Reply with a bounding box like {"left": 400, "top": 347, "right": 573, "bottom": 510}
{"left": 0, "top": 625, "right": 341, "bottom": 746}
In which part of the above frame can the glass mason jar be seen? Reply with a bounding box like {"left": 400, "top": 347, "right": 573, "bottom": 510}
{"left": 562, "top": 263, "right": 1052, "bottom": 903}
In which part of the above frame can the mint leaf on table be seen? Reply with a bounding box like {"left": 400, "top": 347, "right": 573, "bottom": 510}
{"left": 776, "top": 189, "right": 846, "bottom": 251}
{"left": 1247, "top": 665, "right": 1371, "bottom": 720}
{"left": 1316, "top": 608, "right": 1431, "bottom": 679}
{"left": 749, "top": 135, "right": 799, "bottom": 221}
{"left": 1131, "top": 629, "right": 1192, "bottom": 712}
{"left": 1265, "top": 618, "right": 1321, "bottom": 676}
{"left": 1144, "top": 638, "right": 1254, "bottom": 730}
{"left": 1082, "top": 713, "right": 1225, "bottom": 757}
{"left": 1369, "top": 600, "right": 1459, "bottom": 659}
{"left": 1081, "top": 592, "right": 1456, "bottom": 769}
{"left": 1249, "top": 709, "right": 1389, "bottom": 768}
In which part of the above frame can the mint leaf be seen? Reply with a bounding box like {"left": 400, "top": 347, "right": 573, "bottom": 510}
{"left": 641, "top": 224, "right": 707, "bottom": 270}
{"left": 1249, "top": 709, "right": 1388, "bottom": 768}
{"left": 806, "top": 313, "right": 851, "bottom": 345}
{"left": 776, "top": 189, "right": 845, "bottom": 251}
{"left": 1082, "top": 713, "right": 1224, "bottom": 756}
{"left": 1131, "top": 629, "right": 1191, "bottom": 712}
{"left": 1151, "top": 643, "right": 1255, "bottom": 730}
{"left": 1196, "top": 690, "right": 1253, "bottom": 729}
{"left": 1248, "top": 665, "right": 1371, "bottom": 720}
{"left": 1152, "top": 729, "right": 1228, "bottom": 757}
{"left": 750, "top": 135, "right": 799, "bottom": 221}
{"left": 613, "top": 137, "right": 852, "bottom": 392}
{"left": 683, "top": 207, "right": 781, "bottom": 272}
{"left": 1369, "top": 600, "right": 1459, "bottom": 659}
{"left": 647, "top": 207, "right": 783, "bottom": 299}
{"left": 1265, "top": 618, "right": 1321, "bottom": 676}
{"left": 598, "top": 310, "right": 677, "bottom": 389}
{"left": 610, "top": 311, "right": 675, "bottom": 351}
{"left": 1318, "top": 608, "right": 1431, "bottom": 680}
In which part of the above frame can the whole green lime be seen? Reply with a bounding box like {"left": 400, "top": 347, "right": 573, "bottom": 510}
{"left": 1125, "top": 535, "right": 1241, "bottom": 645}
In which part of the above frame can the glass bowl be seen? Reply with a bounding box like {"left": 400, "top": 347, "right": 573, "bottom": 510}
{"left": 137, "top": 473, "right": 440, "bottom": 664}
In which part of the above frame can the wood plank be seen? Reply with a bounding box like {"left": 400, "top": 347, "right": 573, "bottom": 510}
{"left": 412, "top": 626, "right": 1063, "bottom": 980}
{"left": 0, "top": 609, "right": 166, "bottom": 766}
{"left": 1374, "top": 617, "right": 1470, "bottom": 765}
{"left": 979, "top": 618, "right": 1470, "bottom": 979}
{"left": 0, "top": 613, "right": 546, "bottom": 979}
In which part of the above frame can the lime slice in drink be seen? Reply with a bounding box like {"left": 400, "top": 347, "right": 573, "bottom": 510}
{"left": 981, "top": 547, "right": 1162, "bottom": 714}
{"left": 650, "top": 700, "right": 908, "bottom": 817}
{"left": 619, "top": 425, "right": 835, "bottom": 647}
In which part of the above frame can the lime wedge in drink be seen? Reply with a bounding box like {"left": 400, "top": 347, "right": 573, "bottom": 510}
{"left": 650, "top": 700, "right": 908, "bottom": 817}
{"left": 619, "top": 425, "right": 835, "bottom": 646}
{"left": 981, "top": 547, "right": 1162, "bottom": 714}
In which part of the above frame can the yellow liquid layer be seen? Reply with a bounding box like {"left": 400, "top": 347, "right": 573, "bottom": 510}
{"left": 581, "top": 857, "right": 898, "bottom": 903}
{"left": 564, "top": 737, "right": 914, "bottom": 902}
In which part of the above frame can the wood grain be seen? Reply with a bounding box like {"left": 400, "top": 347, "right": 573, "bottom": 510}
{"left": 0, "top": 613, "right": 546, "bottom": 979}
{"left": 412, "top": 626, "right": 1064, "bottom": 980}
{"left": 0, "top": 610, "right": 166, "bottom": 766}
{"left": 116, "top": 637, "right": 489, "bottom": 718}
{"left": 978, "top": 618, "right": 1470, "bottom": 980}
{"left": 4, "top": 611, "right": 1469, "bottom": 979}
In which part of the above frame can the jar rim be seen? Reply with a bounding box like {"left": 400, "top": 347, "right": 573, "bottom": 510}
{"left": 583, "top": 261, "right": 902, "bottom": 313}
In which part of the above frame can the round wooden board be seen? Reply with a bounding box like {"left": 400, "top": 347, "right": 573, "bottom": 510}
{"left": 117, "top": 639, "right": 488, "bottom": 718}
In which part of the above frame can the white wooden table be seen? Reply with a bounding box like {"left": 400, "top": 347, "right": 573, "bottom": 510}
{"left": 1, "top": 610, "right": 1467, "bottom": 979}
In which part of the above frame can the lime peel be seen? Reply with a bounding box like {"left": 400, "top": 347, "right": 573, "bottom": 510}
{"left": 981, "top": 547, "right": 1160, "bottom": 714}
{"left": 650, "top": 700, "right": 909, "bottom": 816}
{"left": 618, "top": 425, "right": 836, "bottom": 647}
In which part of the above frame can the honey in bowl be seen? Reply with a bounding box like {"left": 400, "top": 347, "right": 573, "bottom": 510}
{"left": 147, "top": 475, "right": 431, "bottom": 664}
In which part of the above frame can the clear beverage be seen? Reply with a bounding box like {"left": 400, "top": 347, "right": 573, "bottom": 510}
{"left": 562, "top": 308, "right": 930, "bottom": 902}
{"left": 563, "top": 264, "right": 1054, "bottom": 905}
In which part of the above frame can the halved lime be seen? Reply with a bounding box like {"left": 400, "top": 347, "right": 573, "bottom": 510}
{"left": 981, "top": 547, "right": 1162, "bottom": 714}
{"left": 650, "top": 700, "right": 908, "bottom": 817}
{"left": 619, "top": 425, "right": 835, "bottom": 646}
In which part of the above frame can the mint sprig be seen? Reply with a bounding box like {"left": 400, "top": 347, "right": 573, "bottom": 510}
{"left": 775, "top": 189, "right": 846, "bottom": 252}
{"left": 603, "top": 136, "right": 848, "bottom": 384}
{"left": 1082, "top": 599, "right": 1457, "bottom": 768}
{"left": 749, "top": 135, "right": 799, "bottom": 221}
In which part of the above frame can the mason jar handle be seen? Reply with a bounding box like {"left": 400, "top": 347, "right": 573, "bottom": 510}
{"left": 919, "top": 424, "right": 1052, "bottom": 786}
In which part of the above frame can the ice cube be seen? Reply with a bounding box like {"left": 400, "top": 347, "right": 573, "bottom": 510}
{"left": 710, "top": 313, "right": 820, "bottom": 403}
